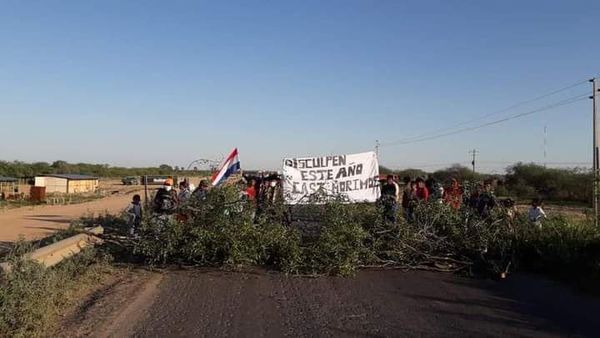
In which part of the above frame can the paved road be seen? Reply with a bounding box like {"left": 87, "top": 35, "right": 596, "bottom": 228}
{"left": 122, "top": 269, "right": 600, "bottom": 337}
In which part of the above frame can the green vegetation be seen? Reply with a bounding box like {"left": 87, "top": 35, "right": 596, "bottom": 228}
{"left": 390, "top": 163, "right": 593, "bottom": 205}
{"left": 0, "top": 242, "right": 112, "bottom": 337}
{"left": 134, "top": 185, "right": 600, "bottom": 281}
{"left": 0, "top": 160, "right": 208, "bottom": 178}
{"left": 504, "top": 163, "right": 592, "bottom": 203}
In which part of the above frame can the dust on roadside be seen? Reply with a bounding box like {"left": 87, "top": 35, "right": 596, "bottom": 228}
{"left": 52, "top": 267, "right": 162, "bottom": 338}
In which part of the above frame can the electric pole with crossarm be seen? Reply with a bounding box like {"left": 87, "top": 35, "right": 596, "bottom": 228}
{"left": 469, "top": 149, "right": 479, "bottom": 174}
{"left": 591, "top": 78, "right": 599, "bottom": 226}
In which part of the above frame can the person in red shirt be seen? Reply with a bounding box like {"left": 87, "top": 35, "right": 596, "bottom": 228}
{"left": 415, "top": 177, "right": 429, "bottom": 201}
{"left": 245, "top": 179, "right": 257, "bottom": 202}
{"left": 443, "top": 178, "right": 463, "bottom": 210}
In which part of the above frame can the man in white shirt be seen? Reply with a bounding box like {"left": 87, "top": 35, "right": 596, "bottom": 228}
{"left": 528, "top": 198, "right": 547, "bottom": 228}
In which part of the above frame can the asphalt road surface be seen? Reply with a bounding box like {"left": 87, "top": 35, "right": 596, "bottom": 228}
{"left": 122, "top": 269, "right": 600, "bottom": 337}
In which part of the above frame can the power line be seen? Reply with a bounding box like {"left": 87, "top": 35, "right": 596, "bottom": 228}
{"left": 382, "top": 79, "right": 588, "bottom": 145}
{"left": 388, "top": 162, "right": 470, "bottom": 169}
{"left": 381, "top": 93, "right": 588, "bottom": 146}
{"left": 478, "top": 160, "right": 591, "bottom": 165}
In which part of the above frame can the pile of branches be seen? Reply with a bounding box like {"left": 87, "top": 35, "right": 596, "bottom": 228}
{"left": 364, "top": 202, "right": 515, "bottom": 274}
{"left": 132, "top": 186, "right": 599, "bottom": 277}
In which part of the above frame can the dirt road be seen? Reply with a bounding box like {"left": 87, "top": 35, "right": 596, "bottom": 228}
{"left": 93, "top": 269, "right": 599, "bottom": 337}
{"left": 0, "top": 189, "right": 142, "bottom": 243}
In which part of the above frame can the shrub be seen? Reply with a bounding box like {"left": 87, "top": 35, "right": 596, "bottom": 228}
{"left": 505, "top": 163, "right": 592, "bottom": 203}
{"left": 301, "top": 202, "right": 370, "bottom": 276}
{"left": 0, "top": 241, "right": 112, "bottom": 337}
{"left": 516, "top": 216, "right": 600, "bottom": 277}
{"left": 134, "top": 185, "right": 303, "bottom": 271}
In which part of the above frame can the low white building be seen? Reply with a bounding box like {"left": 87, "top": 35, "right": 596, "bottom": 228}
{"left": 34, "top": 174, "right": 99, "bottom": 194}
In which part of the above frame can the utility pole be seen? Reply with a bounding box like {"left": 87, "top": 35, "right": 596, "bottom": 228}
{"left": 591, "top": 78, "right": 599, "bottom": 226}
{"left": 375, "top": 140, "right": 380, "bottom": 158}
{"left": 469, "top": 149, "right": 478, "bottom": 173}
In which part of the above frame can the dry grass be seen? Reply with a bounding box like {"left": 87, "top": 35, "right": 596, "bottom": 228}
{"left": 0, "top": 242, "right": 113, "bottom": 337}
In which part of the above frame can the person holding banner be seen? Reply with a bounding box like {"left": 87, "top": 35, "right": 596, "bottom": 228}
{"left": 381, "top": 175, "right": 400, "bottom": 223}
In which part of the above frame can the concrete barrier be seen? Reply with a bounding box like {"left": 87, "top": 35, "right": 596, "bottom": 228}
{"left": 0, "top": 226, "right": 104, "bottom": 274}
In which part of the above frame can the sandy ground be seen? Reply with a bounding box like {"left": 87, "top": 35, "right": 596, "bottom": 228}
{"left": 58, "top": 269, "right": 600, "bottom": 338}
{"left": 0, "top": 180, "right": 148, "bottom": 243}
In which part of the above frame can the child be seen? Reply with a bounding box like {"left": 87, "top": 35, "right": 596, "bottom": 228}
{"left": 528, "top": 198, "right": 546, "bottom": 229}
{"left": 126, "top": 194, "right": 143, "bottom": 236}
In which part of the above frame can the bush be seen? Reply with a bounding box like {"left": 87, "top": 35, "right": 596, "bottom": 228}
{"left": 0, "top": 241, "right": 112, "bottom": 337}
{"left": 517, "top": 217, "right": 600, "bottom": 277}
{"left": 301, "top": 202, "right": 370, "bottom": 276}
{"left": 134, "top": 186, "right": 303, "bottom": 272}
{"left": 505, "top": 163, "right": 593, "bottom": 203}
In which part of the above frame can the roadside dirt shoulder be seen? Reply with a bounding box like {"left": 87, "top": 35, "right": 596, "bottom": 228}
{"left": 54, "top": 268, "right": 163, "bottom": 338}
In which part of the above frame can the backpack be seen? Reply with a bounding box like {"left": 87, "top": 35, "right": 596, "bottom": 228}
{"left": 153, "top": 188, "right": 176, "bottom": 213}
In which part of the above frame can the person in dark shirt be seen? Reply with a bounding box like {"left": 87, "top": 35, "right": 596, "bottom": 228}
{"left": 192, "top": 180, "right": 210, "bottom": 200}
{"left": 477, "top": 181, "right": 496, "bottom": 218}
{"left": 152, "top": 178, "right": 178, "bottom": 214}
{"left": 402, "top": 180, "right": 418, "bottom": 222}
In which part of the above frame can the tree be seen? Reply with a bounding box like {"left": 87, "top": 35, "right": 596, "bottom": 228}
{"left": 379, "top": 165, "right": 394, "bottom": 175}
{"left": 505, "top": 162, "right": 592, "bottom": 203}
{"left": 395, "top": 168, "right": 428, "bottom": 180}
{"left": 432, "top": 164, "right": 479, "bottom": 184}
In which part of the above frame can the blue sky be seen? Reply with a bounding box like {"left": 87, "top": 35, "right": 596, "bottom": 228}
{"left": 0, "top": 0, "right": 598, "bottom": 172}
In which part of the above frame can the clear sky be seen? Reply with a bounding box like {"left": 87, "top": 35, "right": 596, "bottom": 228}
{"left": 1, "top": 0, "right": 599, "bottom": 172}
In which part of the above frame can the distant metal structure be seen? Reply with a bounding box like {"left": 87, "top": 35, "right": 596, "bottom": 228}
{"left": 186, "top": 158, "right": 221, "bottom": 172}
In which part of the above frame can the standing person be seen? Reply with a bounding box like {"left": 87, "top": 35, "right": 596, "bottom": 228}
{"left": 125, "top": 194, "right": 142, "bottom": 236}
{"left": 415, "top": 177, "right": 430, "bottom": 202}
{"left": 469, "top": 183, "right": 483, "bottom": 209}
{"left": 528, "top": 198, "right": 547, "bottom": 228}
{"left": 381, "top": 175, "right": 400, "bottom": 223}
{"left": 430, "top": 179, "right": 444, "bottom": 203}
{"left": 401, "top": 176, "right": 412, "bottom": 218}
{"left": 425, "top": 175, "right": 435, "bottom": 194}
{"left": 443, "top": 178, "right": 463, "bottom": 210}
{"left": 178, "top": 180, "right": 192, "bottom": 203}
{"left": 260, "top": 177, "right": 280, "bottom": 205}
{"left": 502, "top": 198, "right": 518, "bottom": 223}
{"left": 477, "top": 180, "right": 496, "bottom": 218}
{"left": 245, "top": 179, "right": 257, "bottom": 202}
{"left": 402, "top": 181, "right": 418, "bottom": 222}
{"left": 152, "top": 178, "right": 178, "bottom": 214}
{"left": 192, "top": 179, "right": 210, "bottom": 200}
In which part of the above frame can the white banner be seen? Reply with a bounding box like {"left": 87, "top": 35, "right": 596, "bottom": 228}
{"left": 282, "top": 151, "right": 380, "bottom": 204}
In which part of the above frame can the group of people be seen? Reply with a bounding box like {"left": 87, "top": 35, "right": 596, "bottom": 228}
{"left": 125, "top": 174, "right": 548, "bottom": 235}
{"left": 380, "top": 175, "right": 547, "bottom": 226}
{"left": 125, "top": 175, "right": 284, "bottom": 235}
{"left": 242, "top": 174, "right": 283, "bottom": 220}
{"left": 125, "top": 177, "right": 212, "bottom": 235}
